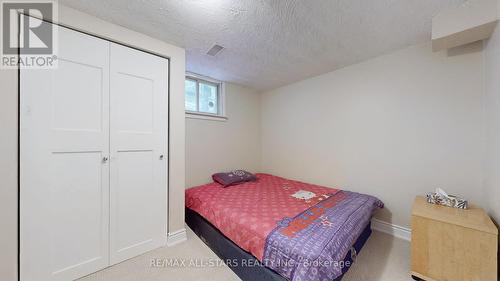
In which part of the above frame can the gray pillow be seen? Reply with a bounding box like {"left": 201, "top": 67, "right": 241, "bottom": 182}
{"left": 212, "top": 170, "right": 257, "bottom": 187}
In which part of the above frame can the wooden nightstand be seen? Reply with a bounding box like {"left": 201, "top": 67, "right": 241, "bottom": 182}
{"left": 411, "top": 196, "right": 498, "bottom": 281}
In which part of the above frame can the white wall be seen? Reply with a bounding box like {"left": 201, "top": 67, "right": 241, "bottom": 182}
{"left": 186, "top": 83, "right": 261, "bottom": 187}
{"left": 484, "top": 20, "right": 500, "bottom": 225}
{"left": 0, "top": 6, "right": 186, "bottom": 280}
{"left": 0, "top": 68, "right": 18, "bottom": 281}
{"left": 260, "top": 42, "right": 486, "bottom": 228}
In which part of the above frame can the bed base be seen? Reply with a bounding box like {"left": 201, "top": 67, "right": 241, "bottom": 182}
{"left": 185, "top": 207, "right": 372, "bottom": 281}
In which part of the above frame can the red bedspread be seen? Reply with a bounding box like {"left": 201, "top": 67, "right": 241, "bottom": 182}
{"left": 185, "top": 173, "right": 339, "bottom": 260}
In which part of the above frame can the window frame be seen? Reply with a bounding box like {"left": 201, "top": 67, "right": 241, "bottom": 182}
{"left": 185, "top": 72, "right": 226, "bottom": 121}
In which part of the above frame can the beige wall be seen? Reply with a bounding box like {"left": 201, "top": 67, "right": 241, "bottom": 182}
{"left": 186, "top": 83, "right": 261, "bottom": 187}
{"left": 0, "top": 6, "right": 185, "bottom": 280}
{"left": 484, "top": 19, "right": 500, "bottom": 225}
{"left": 260, "top": 42, "right": 486, "bottom": 228}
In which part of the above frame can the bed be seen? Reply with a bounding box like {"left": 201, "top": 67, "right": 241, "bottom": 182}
{"left": 185, "top": 173, "right": 383, "bottom": 281}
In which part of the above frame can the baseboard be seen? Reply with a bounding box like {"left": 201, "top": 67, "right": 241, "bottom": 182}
{"left": 371, "top": 218, "right": 411, "bottom": 241}
{"left": 166, "top": 228, "right": 187, "bottom": 246}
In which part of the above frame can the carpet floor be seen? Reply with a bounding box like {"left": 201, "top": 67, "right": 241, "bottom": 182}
{"left": 79, "top": 227, "right": 412, "bottom": 281}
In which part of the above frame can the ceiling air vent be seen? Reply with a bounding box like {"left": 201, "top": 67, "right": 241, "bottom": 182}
{"left": 207, "top": 44, "right": 224, "bottom": 56}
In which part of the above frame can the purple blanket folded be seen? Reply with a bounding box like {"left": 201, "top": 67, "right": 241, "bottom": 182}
{"left": 262, "top": 191, "right": 383, "bottom": 281}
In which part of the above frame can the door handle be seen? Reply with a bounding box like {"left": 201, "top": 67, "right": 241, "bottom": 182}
{"left": 102, "top": 156, "right": 109, "bottom": 163}
{"left": 159, "top": 155, "right": 164, "bottom": 160}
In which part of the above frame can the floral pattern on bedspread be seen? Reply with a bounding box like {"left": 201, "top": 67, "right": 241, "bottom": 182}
{"left": 185, "top": 173, "right": 341, "bottom": 260}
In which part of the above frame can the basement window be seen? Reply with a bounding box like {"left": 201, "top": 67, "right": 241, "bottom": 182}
{"left": 185, "top": 73, "right": 226, "bottom": 121}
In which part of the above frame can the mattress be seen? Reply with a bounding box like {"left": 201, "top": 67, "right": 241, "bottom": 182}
{"left": 185, "top": 173, "right": 383, "bottom": 281}
{"left": 185, "top": 208, "right": 373, "bottom": 281}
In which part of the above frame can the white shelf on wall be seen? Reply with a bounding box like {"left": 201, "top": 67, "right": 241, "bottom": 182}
{"left": 432, "top": 0, "right": 499, "bottom": 51}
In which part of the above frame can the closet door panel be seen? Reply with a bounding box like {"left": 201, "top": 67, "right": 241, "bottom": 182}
{"left": 109, "top": 43, "right": 168, "bottom": 264}
{"left": 114, "top": 151, "right": 155, "bottom": 250}
{"left": 21, "top": 22, "right": 110, "bottom": 281}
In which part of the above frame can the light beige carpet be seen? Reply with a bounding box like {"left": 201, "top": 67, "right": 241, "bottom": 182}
{"left": 79, "top": 227, "right": 412, "bottom": 281}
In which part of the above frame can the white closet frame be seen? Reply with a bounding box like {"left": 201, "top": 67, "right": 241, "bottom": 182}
{"left": 19, "top": 15, "right": 170, "bottom": 281}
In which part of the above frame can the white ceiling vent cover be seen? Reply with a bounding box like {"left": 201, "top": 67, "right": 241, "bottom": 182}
{"left": 206, "top": 44, "right": 224, "bottom": 56}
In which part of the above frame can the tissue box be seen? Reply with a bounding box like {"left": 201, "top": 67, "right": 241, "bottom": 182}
{"left": 426, "top": 192, "right": 468, "bottom": 209}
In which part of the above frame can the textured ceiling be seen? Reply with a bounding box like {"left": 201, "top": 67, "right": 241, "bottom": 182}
{"left": 59, "top": 0, "right": 467, "bottom": 91}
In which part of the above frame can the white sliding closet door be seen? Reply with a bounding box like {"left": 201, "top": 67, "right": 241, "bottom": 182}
{"left": 21, "top": 24, "right": 110, "bottom": 281}
{"left": 109, "top": 43, "right": 168, "bottom": 264}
